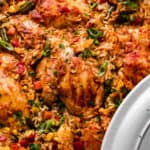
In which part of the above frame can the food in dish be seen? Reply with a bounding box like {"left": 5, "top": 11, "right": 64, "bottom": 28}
{"left": 0, "top": 0, "right": 149, "bottom": 149}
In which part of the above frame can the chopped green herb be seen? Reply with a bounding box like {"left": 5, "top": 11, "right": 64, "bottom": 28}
{"left": 104, "top": 5, "right": 116, "bottom": 21}
{"left": 115, "top": 11, "right": 136, "bottom": 25}
{"left": 0, "top": 39, "right": 13, "bottom": 51}
{"left": 103, "top": 78, "right": 113, "bottom": 99}
{"left": 88, "top": 100, "right": 95, "bottom": 107}
{"left": 42, "top": 39, "right": 51, "bottom": 57}
{"left": 87, "top": 27, "right": 103, "bottom": 39}
{"left": 90, "top": 2, "right": 98, "bottom": 9}
{"left": 29, "top": 143, "right": 41, "bottom": 150}
{"left": 13, "top": 111, "right": 22, "bottom": 120}
{"left": 98, "top": 62, "right": 108, "bottom": 77}
{"left": 38, "top": 119, "right": 59, "bottom": 133}
{"left": 59, "top": 43, "right": 65, "bottom": 49}
{"left": 121, "top": 86, "right": 130, "bottom": 96}
{"left": 13, "top": 111, "right": 24, "bottom": 126}
{"left": 74, "top": 30, "right": 80, "bottom": 35}
{"left": 115, "top": 96, "right": 121, "bottom": 108}
{"left": 59, "top": 115, "right": 64, "bottom": 125}
{"left": 84, "top": 13, "right": 89, "bottom": 16}
{"left": 96, "top": 115, "right": 101, "bottom": 122}
{"left": 55, "top": 98, "right": 65, "bottom": 112}
{"left": 28, "top": 100, "right": 35, "bottom": 106}
{"left": 29, "top": 71, "right": 36, "bottom": 77}
{"left": 94, "top": 39, "right": 100, "bottom": 45}
{"left": 45, "top": 119, "right": 54, "bottom": 130}
{"left": 79, "top": 48, "right": 93, "bottom": 58}
{"left": 0, "top": 28, "right": 8, "bottom": 41}
{"left": 87, "top": 27, "right": 103, "bottom": 45}
{"left": 64, "top": 58, "right": 69, "bottom": 62}
{"left": 25, "top": 117, "right": 35, "bottom": 129}
{"left": 53, "top": 70, "right": 58, "bottom": 77}
{"left": 11, "top": 135, "right": 18, "bottom": 143}
{"left": 122, "top": 0, "right": 139, "bottom": 9}
{"left": 19, "top": 1, "right": 35, "bottom": 14}
{"left": 27, "top": 100, "right": 41, "bottom": 107}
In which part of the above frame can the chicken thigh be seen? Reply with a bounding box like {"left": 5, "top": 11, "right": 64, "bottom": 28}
{"left": 0, "top": 53, "right": 28, "bottom": 121}
{"left": 37, "top": 57, "right": 104, "bottom": 119}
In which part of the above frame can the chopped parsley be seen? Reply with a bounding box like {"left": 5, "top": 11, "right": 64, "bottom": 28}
{"left": 104, "top": 5, "right": 116, "bottom": 21}
{"left": 122, "top": 0, "right": 139, "bottom": 9}
{"left": 29, "top": 143, "right": 41, "bottom": 150}
{"left": 55, "top": 98, "right": 65, "bottom": 112}
{"left": 19, "top": 1, "right": 35, "bottom": 14}
{"left": 0, "top": 27, "right": 8, "bottom": 41}
{"left": 96, "top": 115, "right": 101, "bottom": 122}
{"left": 13, "top": 111, "right": 25, "bottom": 126}
{"left": 0, "top": 39, "right": 13, "bottom": 51}
{"left": 87, "top": 27, "right": 103, "bottom": 45}
{"left": 84, "top": 13, "right": 89, "bottom": 17}
{"left": 53, "top": 70, "right": 58, "bottom": 77}
{"left": 59, "top": 43, "right": 65, "bottom": 49}
{"left": 115, "top": 96, "right": 121, "bottom": 108}
{"left": 103, "top": 78, "right": 113, "bottom": 99}
{"left": 89, "top": 2, "right": 98, "bottom": 9}
{"left": 38, "top": 116, "right": 64, "bottom": 133}
{"left": 115, "top": 11, "right": 137, "bottom": 25}
{"left": 59, "top": 115, "right": 64, "bottom": 125}
{"left": 121, "top": 86, "right": 130, "bottom": 96}
{"left": 42, "top": 39, "right": 51, "bottom": 57}
{"left": 78, "top": 48, "right": 93, "bottom": 58}
{"left": 98, "top": 62, "right": 108, "bottom": 77}
{"left": 29, "top": 71, "right": 36, "bottom": 77}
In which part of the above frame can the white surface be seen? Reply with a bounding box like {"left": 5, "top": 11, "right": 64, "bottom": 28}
{"left": 102, "top": 75, "right": 150, "bottom": 150}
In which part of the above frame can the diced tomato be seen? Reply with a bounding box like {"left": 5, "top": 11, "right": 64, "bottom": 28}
{"left": 16, "top": 63, "right": 25, "bottom": 75}
{"left": 10, "top": 143, "right": 20, "bottom": 150}
{"left": 133, "top": 16, "right": 143, "bottom": 26}
{"left": 72, "top": 37, "right": 80, "bottom": 43}
{"left": 7, "top": 26, "right": 16, "bottom": 35}
{"left": 30, "top": 10, "right": 43, "bottom": 22}
{"left": 27, "top": 132, "right": 36, "bottom": 142}
{"left": 33, "top": 80, "right": 42, "bottom": 90}
{"left": 0, "top": 135, "right": 7, "bottom": 142}
{"left": 19, "top": 139, "right": 29, "bottom": 147}
{"left": 55, "top": 115, "right": 60, "bottom": 121}
{"left": 72, "top": 57, "right": 81, "bottom": 66}
{"left": 10, "top": 144, "right": 26, "bottom": 150}
{"left": 70, "top": 6, "right": 80, "bottom": 14}
{"left": 97, "top": 0, "right": 107, "bottom": 3}
{"left": 43, "top": 111, "right": 52, "bottom": 120}
{"left": 73, "top": 141, "right": 84, "bottom": 150}
{"left": 60, "top": 6, "right": 70, "bottom": 13}
{"left": 11, "top": 39, "right": 20, "bottom": 47}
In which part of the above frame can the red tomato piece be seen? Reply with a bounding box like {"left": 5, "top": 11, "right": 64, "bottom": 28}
{"left": 73, "top": 141, "right": 84, "bottom": 150}
{"left": 11, "top": 39, "right": 20, "bottom": 47}
{"left": 33, "top": 80, "right": 42, "bottom": 90}
{"left": 16, "top": 63, "right": 25, "bottom": 75}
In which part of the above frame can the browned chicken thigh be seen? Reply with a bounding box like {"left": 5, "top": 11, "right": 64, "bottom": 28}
{"left": 37, "top": 56, "right": 104, "bottom": 119}
{"left": 31, "top": 0, "right": 89, "bottom": 27}
{"left": 0, "top": 53, "right": 28, "bottom": 121}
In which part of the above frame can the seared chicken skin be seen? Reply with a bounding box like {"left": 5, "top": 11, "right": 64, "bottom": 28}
{"left": 0, "top": 53, "right": 28, "bottom": 121}
{"left": 31, "top": 0, "right": 89, "bottom": 27}
{"left": 37, "top": 57, "right": 104, "bottom": 119}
